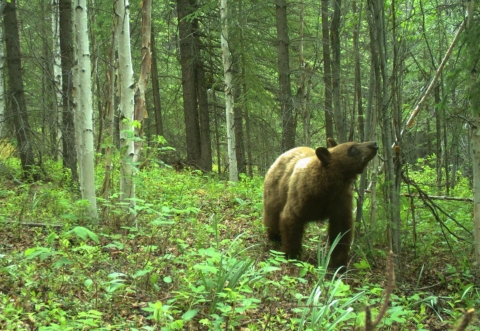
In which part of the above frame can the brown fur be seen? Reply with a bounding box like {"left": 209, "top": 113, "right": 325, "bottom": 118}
{"left": 262, "top": 139, "right": 378, "bottom": 269}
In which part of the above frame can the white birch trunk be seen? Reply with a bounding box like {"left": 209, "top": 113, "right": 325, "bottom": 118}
{"left": 52, "top": 0, "right": 63, "bottom": 154}
{"left": 115, "top": 0, "right": 136, "bottom": 211}
{"left": 73, "top": 0, "right": 97, "bottom": 219}
{"left": 220, "top": 0, "right": 238, "bottom": 182}
{"left": 0, "top": 18, "right": 5, "bottom": 138}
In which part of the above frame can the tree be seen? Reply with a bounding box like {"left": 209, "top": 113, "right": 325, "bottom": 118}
{"left": 115, "top": 0, "right": 136, "bottom": 215}
{"left": 321, "top": 0, "right": 334, "bottom": 143}
{"left": 220, "top": 0, "right": 238, "bottom": 182}
{"left": 330, "top": 0, "right": 347, "bottom": 143}
{"left": 73, "top": 0, "right": 97, "bottom": 219}
{"left": 0, "top": 2, "right": 5, "bottom": 139}
{"left": 133, "top": 0, "right": 152, "bottom": 164}
{"left": 151, "top": 25, "right": 163, "bottom": 137}
{"left": 3, "top": 0, "right": 36, "bottom": 179}
{"left": 466, "top": 0, "right": 480, "bottom": 272}
{"left": 177, "top": 0, "right": 201, "bottom": 165}
{"left": 275, "top": 0, "right": 295, "bottom": 152}
{"left": 59, "top": 0, "right": 78, "bottom": 182}
{"left": 367, "top": 0, "right": 401, "bottom": 277}
{"left": 52, "top": 0, "right": 62, "bottom": 156}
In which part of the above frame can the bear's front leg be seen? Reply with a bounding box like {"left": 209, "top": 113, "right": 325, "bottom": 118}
{"left": 327, "top": 196, "right": 354, "bottom": 270}
{"left": 279, "top": 208, "right": 306, "bottom": 259}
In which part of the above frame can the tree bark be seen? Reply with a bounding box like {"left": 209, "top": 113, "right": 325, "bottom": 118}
{"left": 100, "top": 22, "right": 117, "bottom": 218}
{"left": 52, "top": 0, "right": 62, "bottom": 155}
{"left": 3, "top": 0, "right": 37, "bottom": 179}
{"left": 133, "top": 0, "right": 152, "bottom": 165}
{"left": 0, "top": 8, "right": 5, "bottom": 139}
{"left": 177, "top": 0, "right": 201, "bottom": 163}
{"left": 321, "top": 0, "right": 333, "bottom": 143}
{"left": 73, "top": 0, "right": 97, "bottom": 220}
{"left": 353, "top": 0, "right": 364, "bottom": 141}
{"left": 275, "top": 0, "right": 295, "bottom": 152}
{"left": 59, "top": 0, "right": 78, "bottom": 182}
{"left": 151, "top": 25, "right": 163, "bottom": 137}
{"left": 233, "top": 81, "right": 246, "bottom": 175}
{"left": 115, "top": 0, "right": 136, "bottom": 214}
{"left": 220, "top": 0, "right": 238, "bottom": 182}
{"left": 331, "top": 0, "right": 347, "bottom": 143}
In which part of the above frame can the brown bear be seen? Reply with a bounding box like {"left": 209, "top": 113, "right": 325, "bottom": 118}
{"left": 262, "top": 139, "right": 378, "bottom": 269}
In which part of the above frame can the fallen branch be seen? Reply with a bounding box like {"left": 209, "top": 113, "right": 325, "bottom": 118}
{"left": 2, "top": 220, "right": 63, "bottom": 228}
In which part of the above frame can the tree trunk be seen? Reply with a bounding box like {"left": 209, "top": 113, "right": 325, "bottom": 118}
{"left": 331, "top": 0, "right": 346, "bottom": 143}
{"left": 177, "top": 0, "right": 201, "bottom": 163}
{"left": 115, "top": 0, "right": 136, "bottom": 215}
{"left": 353, "top": 0, "right": 364, "bottom": 141}
{"left": 52, "top": 0, "right": 62, "bottom": 155}
{"left": 101, "top": 23, "right": 117, "bottom": 218}
{"left": 133, "top": 0, "right": 152, "bottom": 164}
{"left": 321, "top": 0, "right": 333, "bottom": 143}
{"left": 151, "top": 25, "right": 163, "bottom": 137}
{"left": 73, "top": 0, "right": 97, "bottom": 220}
{"left": 233, "top": 82, "right": 246, "bottom": 174}
{"left": 275, "top": 0, "right": 295, "bottom": 152}
{"left": 3, "top": 0, "right": 37, "bottom": 179}
{"left": 367, "top": 0, "right": 401, "bottom": 278}
{"left": 0, "top": 8, "right": 5, "bottom": 139}
{"left": 220, "top": 0, "right": 238, "bottom": 182}
{"left": 466, "top": 0, "right": 480, "bottom": 273}
{"left": 239, "top": 0, "right": 252, "bottom": 177}
{"left": 59, "top": 0, "right": 78, "bottom": 182}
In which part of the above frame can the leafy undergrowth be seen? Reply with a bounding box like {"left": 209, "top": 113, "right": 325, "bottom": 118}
{"left": 0, "top": 162, "right": 479, "bottom": 330}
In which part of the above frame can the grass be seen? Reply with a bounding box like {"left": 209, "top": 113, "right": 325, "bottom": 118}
{"left": 0, "top": 158, "right": 478, "bottom": 330}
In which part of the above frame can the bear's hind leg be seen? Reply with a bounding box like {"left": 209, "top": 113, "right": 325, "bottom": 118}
{"left": 263, "top": 200, "right": 283, "bottom": 243}
{"left": 279, "top": 209, "right": 306, "bottom": 259}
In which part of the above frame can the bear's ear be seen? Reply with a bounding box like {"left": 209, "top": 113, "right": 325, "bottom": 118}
{"left": 327, "top": 138, "right": 337, "bottom": 148}
{"left": 315, "top": 147, "right": 331, "bottom": 165}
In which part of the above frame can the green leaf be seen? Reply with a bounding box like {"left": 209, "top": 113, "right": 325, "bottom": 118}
{"left": 67, "top": 226, "right": 99, "bottom": 243}
{"left": 181, "top": 309, "right": 198, "bottom": 321}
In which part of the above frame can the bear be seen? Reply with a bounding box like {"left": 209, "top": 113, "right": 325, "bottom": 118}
{"left": 262, "top": 139, "right": 378, "bottom": 269}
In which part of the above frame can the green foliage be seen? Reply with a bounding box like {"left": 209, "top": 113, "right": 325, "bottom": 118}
{"left": 0, "top": 160, "right": 478, "bottom": 330}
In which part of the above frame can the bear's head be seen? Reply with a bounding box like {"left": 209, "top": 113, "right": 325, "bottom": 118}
{"left": 315, "top": 140, "right": 378, "bottom": 175}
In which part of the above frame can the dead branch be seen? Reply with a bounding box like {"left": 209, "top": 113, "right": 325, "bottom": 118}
{"left": 454, "top": 308, "right": 475, "bottom": 331}
{"left": 403, "top": 20, "right": 465, "bottom": 130}
{"left": 365, "top": 251, "right": 395, "bottom": 331}
{"left": 401, "top": 173, "right": 472, "bottom": 237}
{"left": 401, "top": 193, "right": 473, "bottom": 203}
{"left": 365, "top": 190, "right": 472, "bottom": 203}
{"left": 2, "top": 220, "right": 63, "bottom": 228}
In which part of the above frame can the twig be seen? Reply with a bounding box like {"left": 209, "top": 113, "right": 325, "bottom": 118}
{"left": 365, "top": 251, "right": 395, "bottom": 331}
{"left": 455, "top": 308, "right": 475, "bottom": 331}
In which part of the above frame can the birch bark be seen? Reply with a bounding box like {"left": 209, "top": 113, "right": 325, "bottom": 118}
{"left": 220, "top": 0, "right": 238, "bottom": 182}
{"left": 115, "top": 0, "right": 136, "bottom": 213}
{"left": 73, "top": 0, "right": 97, "bottom": 219}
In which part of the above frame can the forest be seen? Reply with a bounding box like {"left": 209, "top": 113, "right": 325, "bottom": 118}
{"left": 0, "top": 0, "right": 479, "bottom": 330}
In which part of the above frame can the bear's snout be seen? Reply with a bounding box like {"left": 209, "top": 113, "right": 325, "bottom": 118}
{"left": 369, "top": 142, "right": 378, "bottom": 150}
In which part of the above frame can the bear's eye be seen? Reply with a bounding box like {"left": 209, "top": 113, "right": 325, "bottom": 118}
{"left": 348, "top": 146, "right": 359, "bottom": 157}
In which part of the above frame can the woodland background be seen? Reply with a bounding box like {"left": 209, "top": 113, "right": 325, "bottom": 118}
{"left": 0, "top": 0, "right": 480, "bottom": 330}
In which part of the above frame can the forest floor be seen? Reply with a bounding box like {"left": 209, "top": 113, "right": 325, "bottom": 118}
{"left": 0, "top": 165, "right": 479, "bottom": 330}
